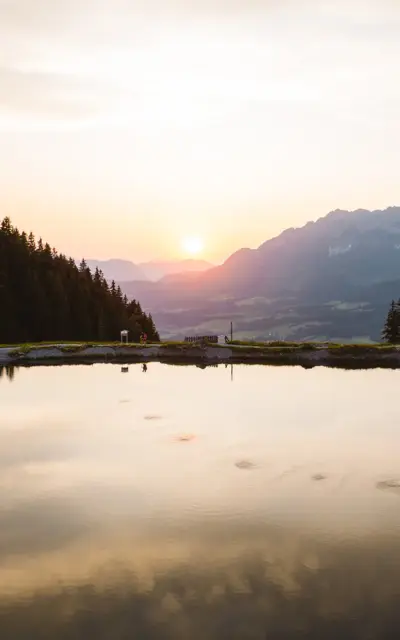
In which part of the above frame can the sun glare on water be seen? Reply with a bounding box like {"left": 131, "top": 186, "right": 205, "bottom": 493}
{"left": 182, "top": 236, "right": 204, "bottom": 256}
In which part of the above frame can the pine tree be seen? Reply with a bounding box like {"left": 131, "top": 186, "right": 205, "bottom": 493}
{"left": 146, "top": 313, "right": 160, "bottom": 342}
{"left": 93, "top": 267, "right": 102, "bottom": 285}
{"left": 28, "top": 232, "right": 36, "bottom": 253}
{"left": 382, "top": 300, "right": 400, "bottom": 343}
{"left": 1, "top": 217, "right": 12, "bottom": 234}
{"left": 0, "top": 217, "right": 160, "bottom": 343}
{"left": 116, "top": 285, "right": 123, "bottom": 301}
{"left": 20, "top": 231, "right": 28, "bottom": 248}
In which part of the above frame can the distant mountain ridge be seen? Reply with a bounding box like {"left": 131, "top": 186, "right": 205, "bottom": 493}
{"left": 140, "top": 259, "right": 213, "bottom": 282}
{"left": 83, "top": 258, "right": 213, "bottom": 283}
{"left": 119, "top": 206, "right": 400, "bottom": 342}
{"left": 85, "top": 259, "right": 147, "bottom": 282}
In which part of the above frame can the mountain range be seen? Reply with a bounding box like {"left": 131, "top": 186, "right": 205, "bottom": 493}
{"left": 139, "top": 259, "right": 213, "bottom": 282}
{"left": 85, "top": 258, "right": 213, "bottom": 283}
{"left": 119, "top": 207, "right": 400, "bottom": 342}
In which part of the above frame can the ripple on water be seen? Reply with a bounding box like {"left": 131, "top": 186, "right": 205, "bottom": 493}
{"left": 377, "top": 479, "right": 400, "bottom": 493}
{"left": 235, "top": 460, "right": 256, "bottom": 470}
{"left": 174, "top": 434, "right": 196, "bottom": 442}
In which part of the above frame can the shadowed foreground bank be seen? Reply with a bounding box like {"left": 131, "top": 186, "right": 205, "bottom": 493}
{"left": 1, "top": 342, "right": 400, "bottom": 369}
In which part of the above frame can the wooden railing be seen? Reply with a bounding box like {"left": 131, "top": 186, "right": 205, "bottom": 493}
{"left": 184, "top": 335, "right": 219, "bottom": 344}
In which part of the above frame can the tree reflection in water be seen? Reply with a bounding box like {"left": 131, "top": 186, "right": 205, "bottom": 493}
{"left": 0, "top": 365, "right": 17, "bottom": 382}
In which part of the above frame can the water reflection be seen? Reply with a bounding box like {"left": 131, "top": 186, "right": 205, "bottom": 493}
{"left": 1, "top": 363, "right": 400, "bottom": 638}
{"left": 0, "top": 365, "right": 17, "bottom": 382}
{"left": 195, "top": 363, "right": 218, "bottom": 370}
{"left": 1, "top": 526, "right": 400, "bottom": 639}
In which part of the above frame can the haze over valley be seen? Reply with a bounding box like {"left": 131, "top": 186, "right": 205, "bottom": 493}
{"left": 85, "top": 258, "right": 213, "bottom": 283}
{"left": 119, "top": 207, "right": 400, "bottom": 343}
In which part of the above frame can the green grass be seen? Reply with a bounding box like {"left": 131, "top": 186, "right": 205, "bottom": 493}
{"left": 2, "top": 340, "right": 162, "bottom": 349}
{"left": 4, "top": 341, "right": 162, "bottom": 358}
{"left": 3, "top": 340, "right": 399, "bottom": 362}
{"left": 0, "top": 340, "right": 393, "bottom": 351}
{"left": 58, "top": 345, "right": 87, "bottom": 353}
{"left": 230, "top": 340, "right": 318, "bottom": 349}
{"left": 327, "top": 343, "right": 397, "bottom": 355}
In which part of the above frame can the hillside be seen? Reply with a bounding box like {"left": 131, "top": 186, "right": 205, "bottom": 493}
{"left": 120, "top": 207, "right": 400, "bottom": 342}
{"left": 0, "top": 218, "right": 159, "bottom": 343}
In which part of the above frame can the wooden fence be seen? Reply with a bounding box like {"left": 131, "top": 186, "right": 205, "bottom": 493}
{"left": 184, "top": 335, "right": 219, "bottom": 344}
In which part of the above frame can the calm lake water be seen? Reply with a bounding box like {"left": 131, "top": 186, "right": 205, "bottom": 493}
{"left": 1, "top": 363, "right": 400, "bottom": 639}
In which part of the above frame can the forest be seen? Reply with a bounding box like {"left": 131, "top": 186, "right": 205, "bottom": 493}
{"left": 0, "top": 217, "right": 159, "bottom": 344}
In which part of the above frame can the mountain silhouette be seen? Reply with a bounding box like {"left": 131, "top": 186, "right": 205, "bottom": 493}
{"left": 84, "top": 258, "right": 213, "bottom": 283}
{"left": 120, "top": 207, "right": 400, "bottom": 342}
{"left": 85, "top": 259, "right": 147, "bottom": 282}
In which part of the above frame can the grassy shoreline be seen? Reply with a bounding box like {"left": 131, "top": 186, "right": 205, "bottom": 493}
{"left": 1, "top": 341, "right": 400, "bottom": 369}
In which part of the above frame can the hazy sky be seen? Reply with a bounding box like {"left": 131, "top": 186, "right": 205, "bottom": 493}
{"left": 0, "top": 0, "right": 399, "bottom": 263}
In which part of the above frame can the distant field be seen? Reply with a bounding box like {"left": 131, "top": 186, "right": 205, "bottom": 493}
{"left": 153, "top": 297, "right": 383, "bottom": 343}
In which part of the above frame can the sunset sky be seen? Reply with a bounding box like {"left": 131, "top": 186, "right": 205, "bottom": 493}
{"left": 0, "top": 0, "right": 399, "bottom": 263}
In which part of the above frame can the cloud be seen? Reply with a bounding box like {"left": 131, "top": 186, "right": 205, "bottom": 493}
{"left": 1, "top": 0, "right": 399, "bottom": 40}
{"left": 1, "top": 522, "right": 400, "bottom": 639}
{"left": 0, "top": 66, "right": 111, "bottom": 122}
{"left": 0, "top": 0, "right": 399, "bottom": 128}
{"left": 0, "top": 0, "right": 97, "bottom": 32}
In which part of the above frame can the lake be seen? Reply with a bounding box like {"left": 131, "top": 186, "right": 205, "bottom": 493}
{"left": 1, "top": 363, "right": 400, "bottom": 639}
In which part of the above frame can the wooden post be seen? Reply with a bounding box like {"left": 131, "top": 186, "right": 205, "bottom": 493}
{"left": 230, "top": 322, "right": 233, "bottom": 343}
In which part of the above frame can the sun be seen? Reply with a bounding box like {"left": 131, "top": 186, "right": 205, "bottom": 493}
{"left": 181, "top": 236, "right": 204, "bottom": 256}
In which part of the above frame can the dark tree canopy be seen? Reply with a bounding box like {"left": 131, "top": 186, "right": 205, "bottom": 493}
{"left": 0, "top": 217, "right": 160, "bottom": 344}
{"left": 382, "top": 299, "right": 400, "bottom": 343}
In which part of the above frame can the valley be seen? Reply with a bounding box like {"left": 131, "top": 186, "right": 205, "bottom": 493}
{"left": 119, "top": 207, "right": 400, "bottom": 342}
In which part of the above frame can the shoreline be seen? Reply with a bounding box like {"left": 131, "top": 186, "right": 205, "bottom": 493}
{"left": 1, "top": 342, "right": 400, "bottom": 369}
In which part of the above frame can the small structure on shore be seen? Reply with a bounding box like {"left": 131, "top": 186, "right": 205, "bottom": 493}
{"left": 120, "top": 330, "right": 129, "bottom": 344}
{"left": 184, "top": 335, "right": 218, "bottom": 344}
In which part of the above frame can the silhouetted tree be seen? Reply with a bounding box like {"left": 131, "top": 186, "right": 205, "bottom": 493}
{"left": 0, "top": 217, "right": 160, "bottom": 343}
{"left": 382, "top": 299, "right": 400, "bottom": 343}
{"left": 28, "top": 232, "right": 36, "bottom": 253}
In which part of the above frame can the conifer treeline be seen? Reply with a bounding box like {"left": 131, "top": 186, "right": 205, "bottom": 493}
{"left": 0, "top": 217, "right": 160, "bottom": 343}
{"left": 382, "top": 299, "right": 400, "bottom": 343}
